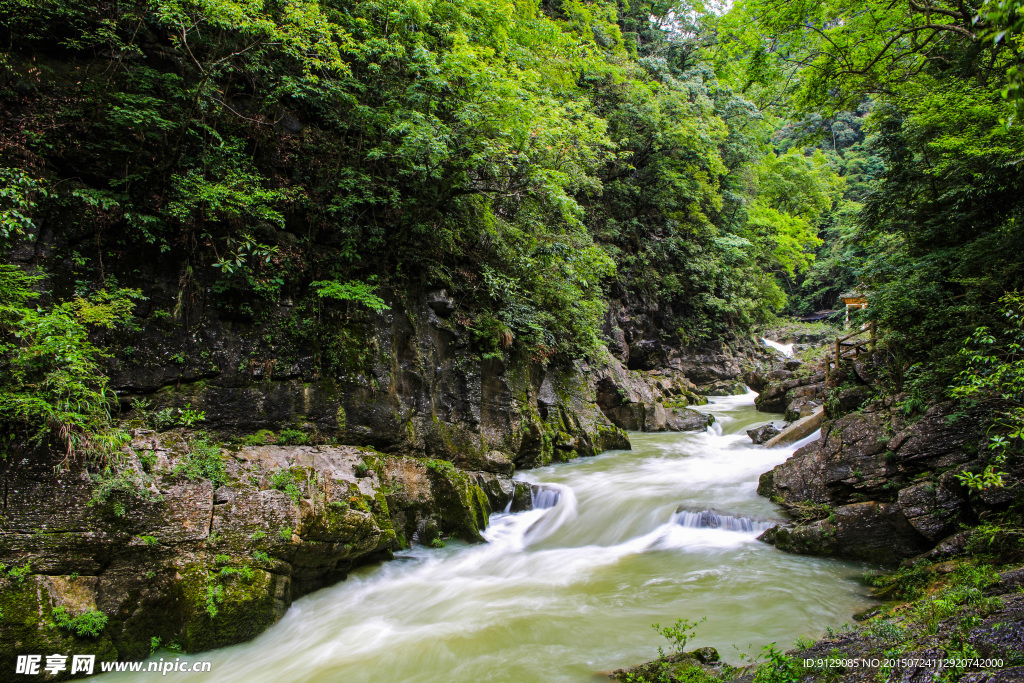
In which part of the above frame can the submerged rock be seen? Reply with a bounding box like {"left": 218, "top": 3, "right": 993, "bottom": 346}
{"left": 675, "top": 508, "right": 776, "bottom": 533}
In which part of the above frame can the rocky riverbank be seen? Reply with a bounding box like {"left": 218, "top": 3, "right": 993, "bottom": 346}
{"left": 0, "top": 429, "right": 532, "bottom": 674}
{"left": 0, "top": 287, "right": 776, "bottom": 676}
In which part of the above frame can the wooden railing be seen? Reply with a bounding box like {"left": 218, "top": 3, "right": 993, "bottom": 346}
{"left": 824, "top": 321, "right": 876, "bottom": 382}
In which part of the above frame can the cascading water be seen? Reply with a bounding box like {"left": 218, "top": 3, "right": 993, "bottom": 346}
{"left": 531, "top": 484, "right": 563, "bottom": 509}
{"left": 99, "top": 390, "right": 874, "bottom": 683}
{"left": 762, "top": 337, "right": 795, "bottom": 357}
{"left": 673, "top": 509, "right": 776, "bottom": 533}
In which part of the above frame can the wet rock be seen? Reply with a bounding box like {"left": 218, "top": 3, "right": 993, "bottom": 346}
{"left": 425, "top": 289, "right": 456, "bottom": 317}
{"left": 611, "top": 648, "right": 727, "bottom": 682}
{"left": 747, "top": 423, "right": 781, "bottom": 444}
{"left": 0, "top": 439, "right": 522, "bottom": 668}
{"left": 666, "top": 408, "right": 713, "bottom": 432}
{"left": 888, "top": 402, "right": 982, "bottom": 470}
{"left": 758, "top": 409, "right": 893, "bottom": 506}
{"left": 897, "top": 476, "right": 967, "bottom": 542}
{"left": 827, "top": 385, "right": 872, "bottom": 417}
{"left": 703, "top": 380, "right": 747, "bottom": 396}
{"left": 760, "top": 501, "right": 930, "bottom": 565}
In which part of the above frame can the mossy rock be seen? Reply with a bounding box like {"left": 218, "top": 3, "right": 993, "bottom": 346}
{"left": 0, "top": 576, "right": 118, "bottom": 678}
{"left": 177, "top": 566, "right": 283, "bottom": 652}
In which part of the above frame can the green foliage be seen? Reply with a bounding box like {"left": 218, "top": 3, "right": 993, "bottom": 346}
{"left": 312, "top": 279, "right": 389, "bottom": 313}
{"left": 0, "top": 563, "right": 32, "bottom": 584}
{"left": 653, "top": 617, "right": 705, "bottom": 659}
{"left": 269, "top": 470, "right": 302, "bottom": 503}
{"left": 278, "top": 526, "right": 293, "bottom": 540}
{"left": 0, "top": 266, "right": 139, "bottom": 461}
{"left": 753, "top": 644, "right": 803, "bottom": 683}
{"left": 949, "top": 293, "right": 1024, "bottom": 489}
{"left": 137, "top": 535, "right": 159, "bottom": 547}
{"left": 354, "top": 462, "right": 370, "bottom": 478}
{"left": 89, "top": 467, "right": 161, "bottom": 516}
{"left": 51, "top": 606, "right": 108, "bottom": 638}
{"left": 173, "top": 434, "right": 227, "bottom": 488}
{"left": 0, "top": 0, "right": 813, "bottom": 373}
{"left": 241, "top": 429, "right": 275, "bottom": 446}
{"left": 0, "top": 168, "right": 47, "bottom": 248}
{"left": 744, "top": 150, "right": 843, "bottom": 277}
{"left": 277, "top": 429, "right": 309, "bottom": 446}
{"left": 424, "top": 459, "right": 456, "bottom": 475}
{"left": 429, "top": 537, "right": 447, "bottom": 549}
{"left": 132, "top": 399, "right": 206, "bottom": 431}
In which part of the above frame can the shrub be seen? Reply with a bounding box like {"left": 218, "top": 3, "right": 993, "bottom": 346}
{"left": 269, "top": 470, "right": 302, "bottom": 503}
{"left": 174, "top": 434, "right": 226, "bottom": 487}
{"left": 89, "top": 467, "right": 160, "bottom": 516}
{"left": 52, "top": 606, "right": 108, "bottom": 637}
{"left": 277, "top": 428, "right": 309, "bottom": 446}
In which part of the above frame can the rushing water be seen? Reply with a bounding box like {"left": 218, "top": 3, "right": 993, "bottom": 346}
{"left": 762, "top": 337, "right": 795, "bottom": 357}
{"left": 101, "top": 392, "right": 874, "bottom": 683}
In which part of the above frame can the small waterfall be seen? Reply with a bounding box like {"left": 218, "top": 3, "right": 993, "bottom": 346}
{"left": 673, "top": 508, "right": 775, "bottom": 533}
{"left": 531, "top": 484, "right": 561, "bottom": 509}
{"left": 762, "top": 337, "right": 795, "bottom": 357}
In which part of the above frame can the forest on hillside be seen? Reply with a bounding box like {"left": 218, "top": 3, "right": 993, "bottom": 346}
{"left": 2, "top": 0, "right": 1023, "bottom": 459}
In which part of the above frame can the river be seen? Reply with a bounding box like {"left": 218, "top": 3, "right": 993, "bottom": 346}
{"left": 100, "top": 391, "right": 874, "bottom": 682}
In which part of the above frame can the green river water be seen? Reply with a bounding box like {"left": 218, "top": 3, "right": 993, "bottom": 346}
{"left": 101, "top": 391, "right": 875, "bottom": 683}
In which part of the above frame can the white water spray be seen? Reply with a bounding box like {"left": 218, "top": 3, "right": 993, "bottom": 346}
{"left": 762, "top": 337, "right": 795, "bottom": 357}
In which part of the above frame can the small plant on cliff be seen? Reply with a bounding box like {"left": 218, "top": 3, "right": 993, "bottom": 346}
{"left": 204, "top": 579, "right": 224, "bottom": 619}
{"left": 354, "top": 462, "right": 370, "bottom": 478}
{"left": 52, "top": 606, "right": 108, "bottom": 637}
{"left": 269, "top": 470, "right": 302, "bottom": 503}
{"left": 174, "top": 434, "right": 227, "bottom": 488}
{"left": 429, "top": 537, "right": 446, "bottom": 549}
{"left": 278, "top": 526, "right": 293, "bottom": 540}
{"left": 0, "top": 265, "right": 140, "bottom": 463}
{"left": 949, "top": 292, "right": 1024, "bottom": 490}
{"left": 89, "top": 467, "right": 160, "bottom": 516}
{"left": 0, "top": 562, "right": 31, "bottom": 583}
{"left": 424, "top": 459, "right": 456, "bottom": 476}
{"left": 653, "top": 617, "right": 706, "bottom": 658}
{"left": 277, "top": 429, "right": 309, "bottom": 446}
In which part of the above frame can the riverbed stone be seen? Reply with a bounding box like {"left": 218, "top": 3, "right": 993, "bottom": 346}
{"left": 747, "top": 423, "right": 781, "bottom": 444}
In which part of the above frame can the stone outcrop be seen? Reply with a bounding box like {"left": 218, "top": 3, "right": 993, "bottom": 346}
{"left": 0, "top": 289, "right": 767, "bottom": 670}
{"left": 756, "top": 400, "right": 1002, "bottom": 564}
{"left": 109, "top": 292, "right": 630, "bottom": 472}
{"left": 747, "top": 423, "right": 781, "bottom": 444}
{"left": 593, "top": 363, "right": 714, "bottom": 433}
{"left": 0, "top": 434, "right": 527, "bottom": 674}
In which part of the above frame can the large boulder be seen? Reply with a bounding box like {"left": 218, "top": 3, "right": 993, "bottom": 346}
{"left": 758, "top": 400, "right": 985, "bottom": 565}
{"left": 760, "top": 501, "right": 932, "bottom": 565}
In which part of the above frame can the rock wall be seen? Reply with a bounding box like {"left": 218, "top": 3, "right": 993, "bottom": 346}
{"left": 107, "top": 290, "right": 631, "bottom": 471}
{"left": 0, "top": 433, "right": 528, "bottom": 675}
